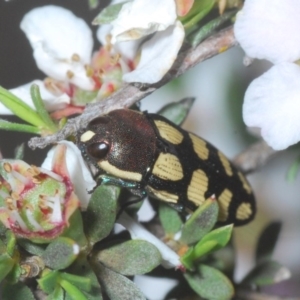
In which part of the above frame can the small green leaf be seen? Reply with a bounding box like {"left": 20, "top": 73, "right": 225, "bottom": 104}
{"left": 287, "top": 155, "right": 300, "bottom": 182}
{"left": 38, "top": 270, "right": 60, "bottom": 294}
{"left": 157, "top": 97, "right": 195, "bottom": 126}
{"left": 158, "top": 203, "right": 183, "bottom": 235}
{"left": 60, "top": 279, "right": 88, "bottom": 300}
{"left": 18, "top": 238, "right": 47, "bottom": 256}
{"left": 2, "top": 282, "right": 35, "bottom": 300}
{"left": 0, "top": 119, "right": 40, "bottom": 134}
{"left": 62, "top": 209, "right": 88, "bottom": 248}
{"left": 256, "top": 222, "right": 281, "bottom": 264}
{"left": 180, "top": 0, "right": 216, "bottom": 29}
{"left": 47, "top": 286, "right": 64, "bottom": 300}
{"left": 0, "top": 86, "right": 46, "bottom": 128}
{"left": 88, "top": 0, "right": 99, "bottom": 9}
{"left": 42, "top": 237, "right": 79, "bottom": 270}
{"left": 93, "top": 2, "right": 128, "bottom": 24}
{"left": 189, "top": 10, "right": 237, "bottom": 47}
{"left": 60, "top": 272, "right": 91, "bottom": 292}
{"left": 97, "top": 239, "right": 161, "bottom": 275}
{"left": 97, "top": 264, "right": 146, "bottom": 300}
{"left": 184, "top": 264, "right": 234, "bottom": 300}
{"left": 0, "top": 253, "right": 15, "bottom": 282}
{"left": 14, "top": 143, "right": 25, "bottom": 160}
{"left": 31, "top": 84, "right": 57, "bottom": 132}
{"left": 6, "top": 230, "right": 16, "bottom": 257}
{"left": 83, "top": 185, "right": 120, "bottom": 245}
{"left": 67, "top": 255, "right": 103, "bottom": 300}
{"left": 241, "top": 260, "right": 291, "bottom": 287}
{"left": 180, "top": 198, "right": 219, "bottom": 245}
{"left": 194, "top": 224, "right": 233, "bottom": 256}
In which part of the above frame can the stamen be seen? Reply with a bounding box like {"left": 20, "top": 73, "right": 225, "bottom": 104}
{"left": 25, "top": 209, "right": 44, "bottom": 232}
{"left": 67, "top": 70, "right": 74, "bottom": 79}
{"left": 38, "top": 167, "right": 63, "bottom": 182}
{"left": 10, "top": 210, "right": 28, "bottom": 231}
{"left": 3, "top": 163, "right": 12, "bottom": 173}
{"left": 49, "top": 195, "right": 63, "bottom": 223}
{"left": 71, "top": 53, "right": 80, "bottom": 62}
{"left": 11, "top": 170, "right": 31, "bottom": 185}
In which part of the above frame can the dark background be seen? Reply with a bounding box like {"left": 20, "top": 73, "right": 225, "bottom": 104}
{"left": 0, "top": 0, "right": 107, "bottom": 164}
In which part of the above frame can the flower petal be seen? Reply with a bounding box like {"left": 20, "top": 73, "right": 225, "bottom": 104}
{"left": 1, "top": 80, "right": 70, "bottom": 115}
{"left": 42, "top": 141, "right": 96, "bottom": 210}
{"left": 123, "top": 21, "right": 185, "bottom": 84}
{"left": 234, "top": 0, "right": 300, "bottom": 64}
{"left": 20, "top": 5, "right": 95, "bottom": 90}
{"left": 110, "top": 0, "right": 177, "bottom": 43}
{"left": 243, "top": 63, "right": 300, "bottom": 150}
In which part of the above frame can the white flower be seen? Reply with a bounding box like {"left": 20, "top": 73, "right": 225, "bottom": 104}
{"left": 20, "top": 5, "right": 94, "bottom": 90}
{"left": 100, "top": 0, "right": 185, "bottom": 84}
{"left": 234, "top": 0, "right": 300, "bottom": 64}
{"left": 234, "top": 0, "right": 300, "bottom": 150}
{"left": 42, "top": 141, "right": 96, "bottom": 210}
{"left": 243, "top": 63, "right": 300, "bottom": 151}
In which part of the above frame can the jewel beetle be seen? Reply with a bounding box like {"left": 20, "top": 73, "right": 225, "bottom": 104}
{"left": 78, "top": 109, "right": 256, "bottom": 226}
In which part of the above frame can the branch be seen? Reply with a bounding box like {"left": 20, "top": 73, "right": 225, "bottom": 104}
{"left": 233, "top": 140, "right": 278, "bottom": 174}
{"left": 29, "top": 26, "right": 237, "bottom": 150}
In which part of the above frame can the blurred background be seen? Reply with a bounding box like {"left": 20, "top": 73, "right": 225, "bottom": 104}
{"left": 1, "top": 0, "right": 299, "bottom": 298}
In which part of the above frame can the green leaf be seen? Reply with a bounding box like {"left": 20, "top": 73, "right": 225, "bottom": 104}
{"left": 60, "top": 272, "right": 91, "bottom": 292}
{"left": 158, "top": 203, "right": 183, "bottom": 235}
{"left": 184, "top": 264, "right": 234, "bottom": 300}
{"left": 6, "top": 230, "right": 16, "bottom": 257}
{"left": 189, "top": 10, "right": 237, "bottom": 47}
{"left": 18, "top": 238, "right": 47, "bottom": 256}
{"left": 60, "top": 279, "right": 88, "bottom": 300}
{"left": 241, "top": 260, "right": 291, "bottom": 287}
{"left": 93, "top": 2, "right": 128, "bottom": 25}
{"left": 0, "top": 86, "right": 46, "bottom": 128}
{"left": 2, "top": 282, "right": 35, "bottom": 300}
{"left": 88, "top": 0, "right": 99, "bottom": 9}
{"left": 180, "top": 198, "right": 219, "bottom": 245}
{"left": 14, "top": 143, "right": 25, "bottom": 160}
{"left": 181, "top": 225, "right": 233, "bottom": 270}
{"left": 38, "top": 270, "right": 60, "bottom": 294}
{"left": 180, "top": 0, "right": 216, "bottom": 29}
{"left": 287, "top": 155, "right": 300, "bottom": 182}
{"left": 157, "top": 97, "right": 195, "bottom": 126}
{"left": 97, "top": 239, "right": 161, "bottom": 275}
{"left": 62, "top": 209, "right": 88, "bottom": 248}
{"left": 0, "top": 253, "right": 15, "bottom": 282}
{"left": 47, "top": 286, "right": 64, "bottom": 300}
{"left": 30, "top": 84, "right": 57, "bottom": 132}
{"left": 0, "top": 119, "right": 40, "bottom": 134}
{"left": 97, "top": 264, "right": 146, "bottom": 300}
{"left": 67, "top": 255, "right": 103, "bottom": 300}
{"left": 83, "top": 185, "right": 120, "bottom": 245}
{"left": 41, "top": 237, "right": 79, "bottom": 270}
{"left": 256, "top": 221, "right": 281, "bottom": 264}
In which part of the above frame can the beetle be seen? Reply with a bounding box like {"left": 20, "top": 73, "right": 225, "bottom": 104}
{"left": 77, "top": 109, "right": 256, "bottom": 226}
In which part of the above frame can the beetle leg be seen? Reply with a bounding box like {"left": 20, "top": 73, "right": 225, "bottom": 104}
{"left": 98, "top": 174, "right": 140, "bottom": 189}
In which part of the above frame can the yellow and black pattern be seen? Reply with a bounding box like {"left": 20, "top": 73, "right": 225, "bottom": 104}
{"left": 145, "top": 113, "right": 256, "bottom": 226}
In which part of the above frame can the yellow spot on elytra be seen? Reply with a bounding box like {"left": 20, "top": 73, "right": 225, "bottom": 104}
{"left": 189, "top": 133, "right": 209, "bottom": 160}
{"left": 154, "top": 120, "right": 184, "bottom": 145}
{"left": 218, "top": 151, "right": 233, "bottom": 176}
{"left": 237, "top": 171, "right": 252, "bottom": 194}
{"left": 187, "top": 169, "right": 208, "bottom": 206}
{"left": 80, "top": 130, "right": 96, "bottom": 142}
{"left": 217, "top": 189, "right": 232, "bottom": 222}
{"left": 236, "top": 202, "right": 252, "bottom": 220}
{"left": 99, "top": 160, "right": 142, "bottom": 182}
{"left": 152, "top": 153, "right": 183, "bottom": 181}
{"left": 147, "top": 186, "right": 178, "bottom": 203}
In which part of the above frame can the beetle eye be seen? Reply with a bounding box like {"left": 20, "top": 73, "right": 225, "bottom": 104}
{"left": 87, "top": 142, "right": 110, "bottom": 160}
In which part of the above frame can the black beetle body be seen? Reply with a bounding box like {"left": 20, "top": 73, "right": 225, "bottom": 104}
{"left": 78, "top": 109, "right": 256, "bottom": 226}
